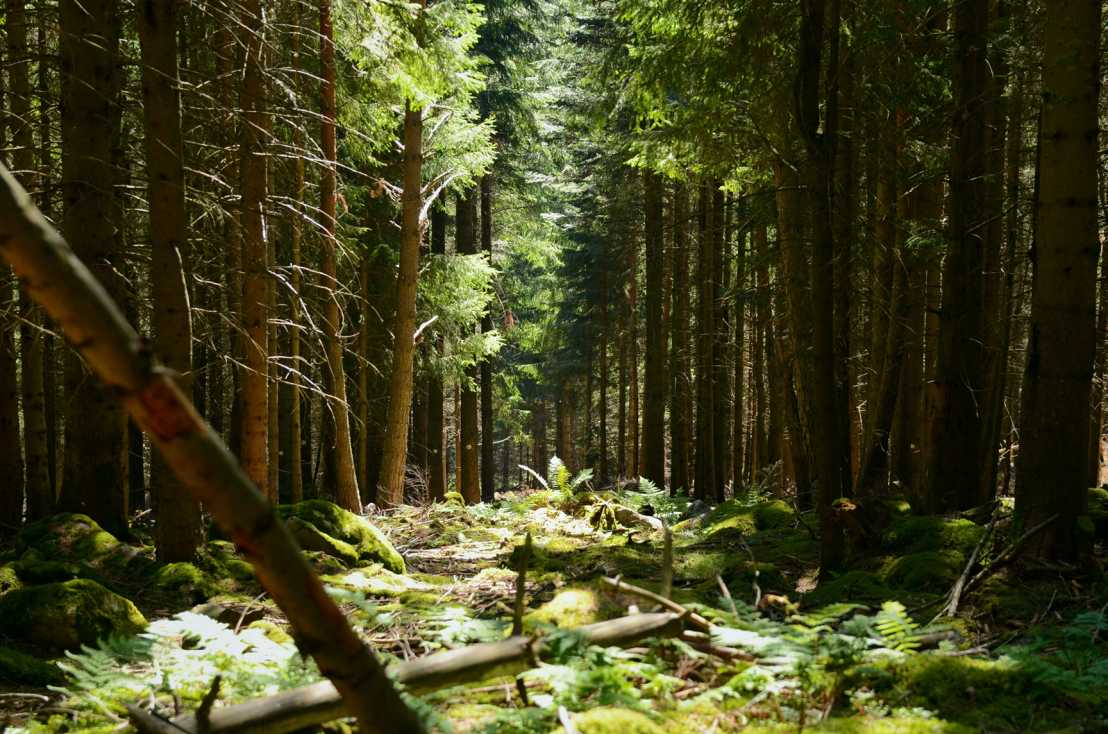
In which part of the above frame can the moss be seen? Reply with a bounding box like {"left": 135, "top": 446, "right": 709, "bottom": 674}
{"left": 246, "top": 619, "right": 292, "bottom": 644}
{"left": 553, "top": 707, "right": 665, "bottom": 734}
{"left": 0, "top": 646, "right": 63, "bottom": 685}
{"left": 752, "top": 500, "right": 796, "bottom": 530}
{"left": 18, "top": 513, "right": 120, "bottom": 560}
{"left": 0, "top": 565, "right": 22, "bottom": 596}
{"left": 700, "top": 500, "right": 758, "bottom": 536}
{"left": 883, "top": 516, "right": 984, "bottom": 556}
{"left": 742, "top": 718, "right": 973, "bottom": 733}
{"left": 151, "top": 562, "right": 220, "bottom": 602}
{"left": 287, "top": 517, "right": 361, "bottom": 566}
{"left": 443, "top": 491, "right": 467, "bottom": 506}
{"left": 277, "top": 500, "right": 405, "bottom": 573}
{"left": 324, "top": 565, "right": 433, "bottom": 597}
{"left": 11, "top": 559, "right": 87, "bottom": 585}
{"left": 879, "top": 551, "right": 964, "bottom": 593}
{"left": 804, "top": 570, "right": 897, "bottom": 607}
{"left": 0, "top": 578, "right": 147, "bottom": 649}
{"left": 525, "top": 587, "right": 611, "bottom": 629}
{"left": 201, "top": 541, "right": 256, "bottom": 582}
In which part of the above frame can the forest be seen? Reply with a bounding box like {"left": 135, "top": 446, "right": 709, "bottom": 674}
{"left": 0, "top": 0, "right": 1106, "bottom": 731}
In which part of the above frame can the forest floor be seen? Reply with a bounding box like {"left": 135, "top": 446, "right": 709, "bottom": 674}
{"left": 1, "top": 482, "right": 1107, "bottom": 733}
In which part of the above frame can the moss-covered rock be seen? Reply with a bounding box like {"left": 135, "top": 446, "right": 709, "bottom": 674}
{"left": 287, "top": 517, "right": 361, "bottom": 567}
{"left": 0, "top": 578, "right": 147, "bottom": 649}
{"left": 525, "top": 587, "right": 611, "bottom": 629}
{"left": 0, "top": 646, "right": 63, "bottom": 685}
{"left": 12, "top": 559, "right": 87, "bottom": 585}
{"left": 18, "top": 513, "right": 120, "bottom": 559}
{"left": 553, "top": 707, "right": 665, "bottom": 734}
{"left": 324, "top": 565, "right": 433, "bottom": 597}
{"left": 277, "top": 500, "right": 404, "bottom": 573}
{"left": 151, "top": 562, "right": 221, "bottom": 602}
{"left": 752, "top": 500, "right": 796, "bottom": 530}
{"left": 0, "top": 565, "right": 22, "bottom": 596}
{"left": 804, "top": 570, "right": 897, "bottom": 607}
{"left": 883, "top": 516, "right": 984, "bottom": 556}
{"left": 879, "top": 550, "right": 964, "bottom": 593}
{"left": 246, "top": 619, "right": 292, "bottom": 644}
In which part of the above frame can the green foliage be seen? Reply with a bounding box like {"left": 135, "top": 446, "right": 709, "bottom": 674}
{"left": 873, "top": 602, "right": 921, "bottom": 653}
{"left": 1001, "top": 609, "right": 1108, "bottom": 703}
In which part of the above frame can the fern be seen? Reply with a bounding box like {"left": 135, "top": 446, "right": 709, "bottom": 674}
{"left": 874, "top": 601, "right": 921, "bottom": 653}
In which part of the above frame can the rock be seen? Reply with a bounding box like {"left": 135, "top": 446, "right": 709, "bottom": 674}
{"left": 0, "top": 646, "right": 63, "bottom": 685}
{"left": 191, "top": 602, "right": 265, "bottom": 628}
{"left": 151, "top": 562, "right": 220, "bottom": 603}
{"left": 880, "top": 550, "right": 964, "bottom": 593}
{"left": 16, "top": 513, "right": 150, "bottom": 575}
{"left": 526, "top": 588, "right": 608, "bottom": 629}
{"left": 680, "top": 499, "right": 711, "bottom": 521}
{"left": 277, "top": 500, "right": 405, "bottom": 573}
{"left": 0, "top": 579, "right": 147, "bottom": 649}
{"left": 287, "top": 517, "right": 360, "bottom": 567}
{"left": 11, "top": 559, "right": 86, "bottom": 585}
{"left": 883, "top": 516, "right": 984, "bottom": 557}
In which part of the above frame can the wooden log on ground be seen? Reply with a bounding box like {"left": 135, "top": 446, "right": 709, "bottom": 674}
{"left": 0, "top": 165, "right": 423, "bottom": 733}
{"left": 151, "top": 612, "right": 683, "bottom": 734}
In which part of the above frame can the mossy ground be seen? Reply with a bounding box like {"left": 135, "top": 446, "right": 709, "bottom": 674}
{"left": 2, "top": 491, "right": 1106, "bottom": 733}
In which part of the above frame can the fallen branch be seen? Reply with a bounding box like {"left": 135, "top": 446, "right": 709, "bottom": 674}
{"left": 601, "top": 576, "right": 712, "bottom": 632}
{"left": 937, "top": 516, "right": 998, "bottom": 620}
{"left": 0, "top": 165, "right": 422, "bottom": 733}
{"left": 962, "top": 514, "right": 1059, "bottom": 598}
{"left": 143, "top": 613, "right": 684, "bottom": 734}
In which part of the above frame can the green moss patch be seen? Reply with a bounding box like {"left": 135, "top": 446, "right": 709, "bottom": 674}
{"left": 324, "top": 565, "right": 433, "bottom": 597}
{"left": 277, "top": 500, "right": 405, "bottom": 573}
{"left": 0, "top": 646, "right": 63, "bottom": 686}
{"left": 883, "top": 516, "right": 984, "bottom": 556}
{"left": 1088, "top": 487, "right": 1108, "bottom": 541}
{"left": 879, "top": 550, "right": 964, "bottom": 593}
{"left": 0, "top": 564, "right": 22, "bottom": 596}
{"left": 554, "top": 707, "right": 665, "bottom": 734}
{"left": 0, "top": 578, "right": 147, "bottom": 649}
{"left": 753, "top": 500, "right": 796, "bottom": 530}
{"left": 525, "top": 587, "right": 615, "bottom": 629}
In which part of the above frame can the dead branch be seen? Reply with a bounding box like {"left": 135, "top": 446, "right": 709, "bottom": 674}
{"left": 601, "top": 576, "right": 712, "bottom": 632}
{"left": 145, "top": 613, "right": 683, "bottom": 734}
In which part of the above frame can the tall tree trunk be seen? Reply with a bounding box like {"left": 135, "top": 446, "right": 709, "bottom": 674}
{"left": 318, "top": 0, "right": 360, "bottom": 511}
{"left": 287, "top": 3, "right": 306, "bottom": 503}
{"left": 923, "top": 0, "right": 989, "bottom": 512}
{"left": 693, "top": 180, "right": 716, "bottom": 500}
{"left": 427, "top": 204, "right": 447, "bottom": 501}
{"left": 480, "top": 174, "right": 495, "bottom": 501}
{"left": 732, "top": 228, "right": 747, "bottom": 492}
{"left": 138, "top": 0, "right": 203, "bottom": 560}
{"left": 10, "top": 0, "right": 50, "bottom": 519}
{"left": 599, "top": 264, "right": 610, "bottom": 485}
{"left": 1015, "top": 0, "right": 1100, "bottom": 561}
{"left": 627, "top": 235, "right": 640, "bottom": 477}
{"left": 711, "top": 186, "right": 730, "bottom": 501}
{"left": 669, "top": 182, "right": 692, "bottom": 494}
{"left": 641, "top": 171, "right": 666, "bottom": 487}
{"left": 377, "top": 100, "right": 423, "bottom": 508}
{"left": 59, "top": 0, "right": 128, "bottom": 536}
{"left": 238, "top": 0, "right": 270, "bottom": 498}
{"left": 456, "top": 190, "right": 480, "bottom": 503}
{"left": 36, "top": 7, "right": 58, "bottom": 498}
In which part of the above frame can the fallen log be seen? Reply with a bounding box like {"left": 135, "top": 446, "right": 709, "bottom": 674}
{"left": 601, "top": 576, "right": 712, "bottom": 632}
{"left": 0, "top": 165, "right": 422, "bottom": 732}
{"left": 138, "top": 612, "right": 683, "bottom": 734}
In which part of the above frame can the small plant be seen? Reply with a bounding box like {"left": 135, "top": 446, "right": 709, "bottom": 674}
{"left": 519, "top": 455, "right": 592, "bottom": 498}
{"left": 874, "top": 601, "right": 921, "bottom": 653}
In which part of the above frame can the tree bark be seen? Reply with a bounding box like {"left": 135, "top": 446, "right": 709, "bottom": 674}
{"left": 479, "top": 174, "right": 495, "bottom": 501}
{"left": 923, "top": 0, "right": 989, "bottom": 513}
{"left": 238, "top": 0, "right": 270, "bottom": 498}
{"left": 693, "top": 180, "right": 716, "bottom": 500}
{"left": 669, "top": 182, "right": 692, "bottom": 494}
{"left": 641, "top": 171, "right": 666, "bottom": 487}
{"left": 428, "top": 204, "right": 447, "bottom": 501}
{"left": 1015, "top": 0, "right": 1100, "bottom": 561}
{"left": 456, "top": 189, "right": 480, "bottom": 503}
{"left": 138, "top": 0, "right": 203, "bottom": 559}
{"left": 378, "top": 101, "right": 423, "bottom": 508}
{"left": 58, "top": 0, "right": 128, "bottom": 536}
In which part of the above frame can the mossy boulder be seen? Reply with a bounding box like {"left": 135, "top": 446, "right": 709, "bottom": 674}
{"left": 553, "top": 707, "right": 665, "bottom": 734}
{"left": 883, "top": 516, "right": 984, "bottom": 556}
{"left": 151, "top": 562, "right": 221, "bottom": 602}
{"left": 0, "top": 578, "right": 147, "bottom": 649}
{"left": 287, "top": 517, "right": 361, "bottom": 567}
{"left": 324, "top": 565, "right": 433, "bottom": 597}
{"left": 0, "top": 646, "right": 63, "bottom": 685}
{"left": 804, "top": 570, "right": 896, "bottom": 607}
{"left": 526, "top": 587, "right": 613, "bottom": 629}
{"left": 879, "top": 551, "right": 963, "bottom": 593}
{"left": 752, "top": 500, "right": 796, "bottom": 530}
{"left": 18, "top": 513, "right": 120, "bottom": 559}
{"left": 277, "top": 500, "right": 404, "bottom": 573}
{"left": 12, "top": 559, "right": 87, "bottom": 585}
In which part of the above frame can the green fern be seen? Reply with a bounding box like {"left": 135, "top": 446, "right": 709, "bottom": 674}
{"left": 874, "top": 601, "right": 921, "bottom": 653}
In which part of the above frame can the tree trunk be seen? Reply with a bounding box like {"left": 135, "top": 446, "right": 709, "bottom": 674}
{"left": 287, "top": 4, "right": 306, "bottom": 503}
{"left": 480, "top": 174, "right": 495, "bottom": 501}
{"left": 694, "top": 180, "right": 716, "bottom": 500}
{"left": 456, "top": 189, "right": 480, "bottom": 503}
{"left": 711, "top": 187, "right": 730, "bottom": 501}
{"left": 377, "top": 101, "right": 423, "bottom": 508}
{"left": 641, "top": 171, "right": 666, "bottom": 487}
{"left": 923, "top": 0, "right": 989, "bottom": 513}
{"left": 138, "top": 0, "right": 203, "bottom": 560}
{"left": 427, "top": 204, "right": 447, "bottom": 501}
{"left": 58, "top": 0, "right": 128, "bottom": 536}
{"left": 1015, "top": 0, "right": 1100, "bottom": 561}
{"left": 238, "top": 0, "right": 270, "bottom": 498}
{"left": 670, "top": 182, "right": 692, "bottom": 494}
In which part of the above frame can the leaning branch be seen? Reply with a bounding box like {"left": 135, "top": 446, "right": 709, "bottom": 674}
{"left": 0, "top": 164, "right": 425, "bottom": 734}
